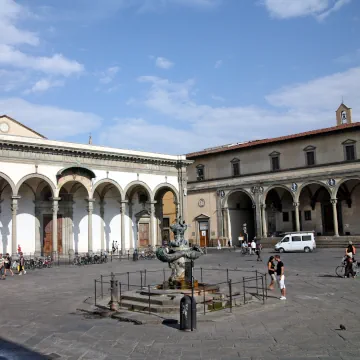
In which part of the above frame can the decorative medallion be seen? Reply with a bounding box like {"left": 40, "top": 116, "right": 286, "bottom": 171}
{"left": 291, "top": 183, "right": 298, "bottom": 192}
{"left": 0, "top": 122, "right": 9, "bottom": 133}
{"left": 328, "top": 178, "right": 336, "bottom": 187}
{"left": 219, "top": 190, "right": 225, "bottom": 198}
{"left": 198, "top": 198, "right": 205, "bottom": 208}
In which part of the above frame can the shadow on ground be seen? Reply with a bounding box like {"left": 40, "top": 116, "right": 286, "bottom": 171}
{"left": 0, "top": 337, "right": 49, "bottom": 359}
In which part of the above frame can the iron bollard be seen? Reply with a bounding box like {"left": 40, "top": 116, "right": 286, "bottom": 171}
{"left": 127, "top": 250, "right": 130, "bottom": 260}
{"left": 133, "top": 249, "right": 138, "bottom": 261}
{"left": 180, "top": 295, "right": 196, "bottom": 331}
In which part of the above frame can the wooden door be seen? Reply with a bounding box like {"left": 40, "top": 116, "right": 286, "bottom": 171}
{"left": 199, "top": 221, "right": 209, "bottom": 247}
{"left": 139, "top": 223, "right": 149, "bottom": 247}
{"left": 43, "top": 215, "right": 63, "bottom": 255}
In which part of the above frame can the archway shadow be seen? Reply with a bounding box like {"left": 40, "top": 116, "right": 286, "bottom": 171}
{"left": 318, "top": 274, "right": 340, "bottom": 278}
{"left": 0, "top": 337, "right": 48, "bottom": 359}
{"left": 162, "top": 318, "right": 180, "bottom": 329}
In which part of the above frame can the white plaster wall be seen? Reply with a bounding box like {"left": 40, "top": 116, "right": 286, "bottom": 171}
{"left": 72, "top": 188, "right": 88, "bottom": 253}
{"left": 0, "top": 186, "right": 12, "bottom": 254}
{"left": 0, "top": 162, "right": 34, "bottom": 187}
{"left": 342, "top": 186, "right": 360, "bottom": 235}
{"left": 92, "top": 199, "right": 102, "bottom": 253}
{"left": 105, "top": 189, "right": 121, "bottom": 251}
{"left": 17, "top": 186, "right": 35, "bottom": 254}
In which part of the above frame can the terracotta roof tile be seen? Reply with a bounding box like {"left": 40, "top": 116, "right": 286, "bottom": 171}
{"left": 186, "top": 122, "right": 360, "bottom": 158}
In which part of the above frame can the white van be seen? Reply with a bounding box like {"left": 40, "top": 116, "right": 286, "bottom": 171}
{"left": 274, "top": 232, "right": 316, "bottom": 253}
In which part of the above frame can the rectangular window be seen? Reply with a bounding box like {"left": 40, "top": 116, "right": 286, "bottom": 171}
{"left": 345, "top": 145, "right": 356, "bottom": 161}
{"left": 232, "top": 162, "right": 240, "bottom": 176}
{"left": 283, "top": 212, "right": 289, "bottom": 222}
{"left": 162, "top": 217, "right": 170, "bottom": 228}
{"left": 292, "top": 236, "right": 301, "bottom": 242}
{"left": 271, "top": 156, "right": 280, "bottom": 171}
{"left": 197, "top": 167, "right": 204, "bottom": 180}
{"left": 304, "top": 210, "right": 311, "bottom": 221}
{"left": 302, "top": 235, "right": 312, "bottom": 241}
{"left": 306, "top": 151, "right": 315, "bottom": 166}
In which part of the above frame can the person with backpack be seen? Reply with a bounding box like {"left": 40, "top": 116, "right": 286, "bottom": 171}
{"left": 18, "top": 252, "right": 26, "bottom": 275}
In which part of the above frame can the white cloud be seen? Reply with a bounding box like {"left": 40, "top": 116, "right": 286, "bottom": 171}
{"left": 0, "top": 0, "right": 39, "bottom": 46}
{"left": 214, "top": 60, "right": 223, "bottom": 68}
{"left": 99, "top": 66, "right": 120, "bottom": 84}
{"left": 24, "top": 78, "right": 64, "bottom": 94}
{"left": 0, "top": 98, "right": 102, "bottom": 138}
{"left": 0, "top": 0, "right": 84, "bottom": 93}
{"left": 263, "top": 0, "right": 351, "bottom": 20}
{"left": 0, "top": 45, "right": 84, "bottom": 76}
{"left": 211, "top": 94, "right": 225, "bottom": 102}
{"left": 334, "top": 49, "right": 360, "bottom": 64}
{"left": 155, "top": 57, "right": 174, "bottom": 69}
{"left": 0, "top": 69, "right": 29, "bottom": 92}
{"left": 119, "top": 66, "right": 360, "bottom": 153}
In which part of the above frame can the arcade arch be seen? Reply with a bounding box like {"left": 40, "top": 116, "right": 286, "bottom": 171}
{"left": 227, "top": 190, "right": 255, "bottom": 245}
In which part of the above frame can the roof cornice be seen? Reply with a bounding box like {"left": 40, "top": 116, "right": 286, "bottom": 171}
{"left": 0, "top": 138, "right": 193, "bottom": 166}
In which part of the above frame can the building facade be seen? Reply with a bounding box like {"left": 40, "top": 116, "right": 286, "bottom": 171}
{"left": 0, "top": 115, "right": 190, "bottom": 256}
{"left": 186, "top": 104, "right": 360, "bottom": 246}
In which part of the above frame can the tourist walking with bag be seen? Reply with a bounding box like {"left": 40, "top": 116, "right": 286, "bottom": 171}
{"left": 268, "top": 256, "right": 276, "bottom": 290}
{"left": 18, "top": 252, "right": 26, "bottom": 275}
{"left": 0, "top": 254, "right": 5, "bottom": 280}
{"left": 4, "top": 253, "right": 13, "bottom": 276}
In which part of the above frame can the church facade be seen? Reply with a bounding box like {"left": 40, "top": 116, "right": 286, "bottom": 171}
{"left": 0, "top": 115, "right": 190, "bottom": 256}
{"left": 186, "top": 104, "right": 360, "bottom": 246}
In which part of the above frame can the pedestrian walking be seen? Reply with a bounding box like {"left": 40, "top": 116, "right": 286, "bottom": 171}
{"left": 0, "top": 254, "right": 5, "bottom": 280}
{"left": 275, "top": 254, "right": 286, "bottom": 300}
{"left": 255, "top": 240, "right": 262, "bottom": 261}
{"left": 250, "top": 239, "right": 256, "bottom": 255}
{"left": 18, "top": 252, "right": 26, "bottom": 275}
{"left": 217, "top": 238, "right": 222, "bottom": 250}
{"left": 4, "top": 253, "right": 14, "bottom": 276}
{"left": 267, "top": 256, "right": 276, "bottom": 290}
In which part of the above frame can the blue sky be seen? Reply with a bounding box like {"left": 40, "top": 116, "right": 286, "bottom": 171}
{"left": 0, "top": 0, "right": 359, "bottom": 154}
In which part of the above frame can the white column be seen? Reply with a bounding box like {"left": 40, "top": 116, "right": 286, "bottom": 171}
{"left": 293, "top": 202, "right": 300, "bottom": 232}
{"left": 331, "top": 199, "right": 339, "bottom": 237}
{"left": 87, "top": 199, "right": 95, "bottom": 253}
{"left": 150, "top": 201, "right": 157, "bottom": 247}
{"left": 11, "top": 196, "right": 20, "bottom": 256}
{"left": 51, "top": 197, "right": 61, "bottom": 255}
{"left": 100, "top": 200, "right": 105, "bottom": 252}
{"left": 120, "top": 200, "right": 128, "bottom": 255}
{"left": 261, "top": 204, "right": 268, "bottom": 238}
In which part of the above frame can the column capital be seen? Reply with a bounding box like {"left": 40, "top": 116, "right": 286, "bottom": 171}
{"left": 147, "top": 201, "right": 157, "bottom": 205}
{"left": 331, "top": 199, "right": 338, "bottom": 205}
{"left": 120, "top": 200, "right": 129, "bottom": 204}
{"left": 252, "top": 203, "right": 256, "bottom": 209}
{"left": 293, "top": 202, "right": 300, "bottom": 207}
{"left": 261, "top": 203, "right": 266, "bottom": 209}
{"left": 86, "top": 198, "right": 96, "bottom": 203}
{"left": 11, "top": 195, "right": 21, "bottom": 200}
{"left": 50, "top": 197, "right": 61, "bottom": 202}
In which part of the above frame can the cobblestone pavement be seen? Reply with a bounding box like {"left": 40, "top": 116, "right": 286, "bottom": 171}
{"left": 1, "top": 249, "right": 360, "bottom": 359}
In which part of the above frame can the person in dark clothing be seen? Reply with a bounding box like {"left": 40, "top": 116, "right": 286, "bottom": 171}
{"left": 255, "top": 240, "right": 262, "bottom": 261}
{"left": 275, "top": 255, "right": 286, "bottom": 300}
{"left": 268, "top": 256, "right": 276, "bottom": 290}
{"left": 344, "top": 256, "right": 355, "bottom": 278}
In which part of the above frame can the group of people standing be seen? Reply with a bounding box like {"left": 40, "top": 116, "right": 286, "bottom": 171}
{"left": 268, "top": 254, "right": 286, "bottom": 300}
{"left": 0, "top": 252, "right": 26, "bottom": 280}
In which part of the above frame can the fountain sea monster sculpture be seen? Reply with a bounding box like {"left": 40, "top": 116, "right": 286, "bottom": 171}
{"left": 156, "top": 217, "right": 203, "bottom": 284}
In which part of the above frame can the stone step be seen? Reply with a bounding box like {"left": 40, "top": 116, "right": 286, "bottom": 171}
{"left": 121, "top": 292, "right": 181, "bottom": 306}
{"left": 119, "top": 299, "right": 184, "bottom": 313}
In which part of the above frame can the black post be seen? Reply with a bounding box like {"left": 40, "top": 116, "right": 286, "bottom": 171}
{"left": 256, "top": 270, "right": 259, "bottom": 296}
{"left": 128, "top": 250, "right": 130, "bottom": 260}
{"left": 191, "top": 259, "right": 194, "bottom": 331}
{"left": 228, "top": 279, "right": 232, "bottom": 313}
{"left": 111, "top": 253, "right": 113, "bottom": 262}
{"left": 200, "top": 267, "right": 203, "bottom": 283}
{"left": 119, "top": 282, "right": 122, "bottom": 307}
{"left": 203, "top": 284, "right": 206, "bottom": 315}
{"left": 140, "top": 271, "right": 143, "bottom": 288}
{"left": 243, "top": 277, "right": 246, "bottom": 304}
{"left": 163, "top": 268, "right": 166, "bottom": 283}
{"left": 261, "top": 275, "right": 265, "bottom": 304}
{"left": 226, "top": 268, "right": 229, "bottom": 282}
{"left": 144, "top": 269, "right": 147, "bottom": 286}
{"left": 101, "top": 275, "right": 104, "bottom": 299}
{"left": 148, "top": 285, "right": 151, "bottom": 315}
{"left": 94, "top": 279, "right": 97, "bottom": 306}
{"left": 265, "top": 274, "right": 268, "bottom": 299}
{"left": 127, "top": 272, "right": 130, "bottom": 290}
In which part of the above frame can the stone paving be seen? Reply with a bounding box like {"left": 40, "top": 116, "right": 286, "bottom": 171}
{"left": 1, "top": 249, "right": 360, "bottom": 359}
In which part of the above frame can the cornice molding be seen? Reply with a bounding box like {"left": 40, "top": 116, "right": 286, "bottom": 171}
{"left": 0, "top": 139, "right": 192, "bottom": 167}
